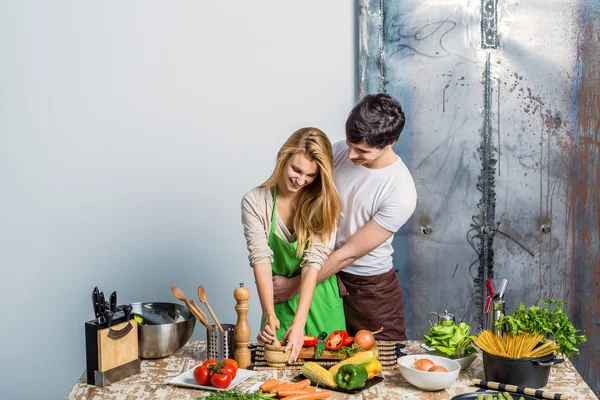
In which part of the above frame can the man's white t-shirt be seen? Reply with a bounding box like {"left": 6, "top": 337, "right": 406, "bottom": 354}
{"left": 333, "top": 140, "right": 417, "bottom": 276}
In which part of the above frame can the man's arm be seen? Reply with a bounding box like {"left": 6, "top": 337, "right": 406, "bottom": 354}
{"left": 316, "top": 219, "right": 393, "bottom": 282}
{"left": 273, "top": 219, "right": 393, "bottom": 302}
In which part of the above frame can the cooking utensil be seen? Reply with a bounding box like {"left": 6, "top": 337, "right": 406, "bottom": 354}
{"left": 198, "top": 285, "right": 224, "bottom": 332}
{"left": 482, "top": 350, "right": 565, "bottom": 389}
{"left": 123, "top": 304, "right": 132, "bottom": 321}
{"left": 189, "top": 300, "right": 214, "bottom": 331}
{"left": 451, "top": 392, "right": 538, "bottom": 400}
{"left": 92, "top": 287, "right": 102, "bottom": 322}
{"left": 263, "top": 313, "right": 290, "bottom": 366}
{"left": 427, "top": 310, "right": 464, "bottom": 327}
{"left": 109, "top": 291, "right": 117, "bottom": 312}
{"left": 483, "top": 295, "right": 493, "bottom": 313}
{"left": 206, "top": 323, "right": 236, "bottom": 361}
{"left": 473, "top": 378, "right": 572, "bottom": 399}
{"left": 132, "top": 302, "right": 196, "bottom": 359}
{"left": 171, "top": 285, "right": 214, "bottom": 331}
{"left": 485, "top": 279, "right": 495, "bottom": 296}
{"left": 497, "top": 278, "right": 509, "bottom": 299}
{"left": 397, "top": 354, "right": 460, "bottom": 391}
{"left": 99, "top": 291, "right": 106, "bottom": 316}
{"left": 104, "top": 310, "right": 114, "bottom": 329}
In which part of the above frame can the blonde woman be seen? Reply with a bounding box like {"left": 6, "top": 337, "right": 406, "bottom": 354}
{"left": 241, "top": 127, "right": 345, "bottom": 363}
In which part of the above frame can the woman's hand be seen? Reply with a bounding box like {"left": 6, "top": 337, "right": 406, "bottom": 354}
{"left": 256, "top": 316, "right": 279, "bottom": 345}
{"left": 282, "top": 323, "right": 305, "bottom": 363}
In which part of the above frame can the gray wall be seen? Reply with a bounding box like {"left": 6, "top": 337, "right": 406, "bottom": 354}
{"left": 0, "top": 1, "right": 356, "bottom": 398}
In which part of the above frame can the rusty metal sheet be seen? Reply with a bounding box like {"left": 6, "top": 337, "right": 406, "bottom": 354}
{"left": 359, "top": 0, "right": 599, "bottom": 392}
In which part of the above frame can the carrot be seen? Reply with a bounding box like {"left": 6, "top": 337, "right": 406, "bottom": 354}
{"left": 277, "top": 388, "right": 317, "bottom": 397}
{"left": 279, "top": 390, "right": 332, "bottom": 400}
{"left": 260, "top": 378, "right": 279, "bottom": 391}
{"left": 278, "top": 379, "right": 311, "bottom": 391}
{"left": 266, "top": 382, "right": 289, "bottom": 393}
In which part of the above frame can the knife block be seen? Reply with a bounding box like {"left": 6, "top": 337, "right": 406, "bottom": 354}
{"left": 85, "top": 308, "right": 141, "bottom": 386}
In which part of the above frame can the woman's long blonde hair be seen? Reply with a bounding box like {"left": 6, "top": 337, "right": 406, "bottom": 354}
{"left": 261, "top": 127, "right": 341, "bottom": 256}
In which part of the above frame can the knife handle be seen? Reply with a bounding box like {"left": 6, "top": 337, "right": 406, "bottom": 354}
{"left": 123, "top": 304, "right": 132, "bottom": 321}
{"left": 109, "top": 291, "right": 117, "bottom": 312}
{"left": 105, "top": 310, "right": 114, "bottom": 329}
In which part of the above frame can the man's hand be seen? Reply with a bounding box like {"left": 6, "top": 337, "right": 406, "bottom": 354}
{"left": 272, "top": 274, "right": 301, "bottom": 303}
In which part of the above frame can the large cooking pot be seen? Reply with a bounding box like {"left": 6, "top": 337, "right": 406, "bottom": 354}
{"left": 132, "top": 302, "right": 196, "bottom": 359}
{"left": 482, "top": 350, "right": 564, "bottom": 388}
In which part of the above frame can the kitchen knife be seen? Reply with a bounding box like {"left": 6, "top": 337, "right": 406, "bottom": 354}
{"left": 92, "top": 287, "right": 101, "bottom": 319}
{"left": 314, "top": 331, "right": 328, "bottom": 359}
{"left": 99, "top": 292, "right": 106, "bottom": 315}
{"left": 109, "top": 291, "right": 117, "bottom": 312}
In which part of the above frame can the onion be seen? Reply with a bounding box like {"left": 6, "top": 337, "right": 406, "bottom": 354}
{"left": 353, "top": 330, "right": 376, "bottom": 350}
{"left": 413, "top": 358, "right": 436, "bottom": 371}
{"left": 428, "top": 365, "right": 448, "bottom": 372}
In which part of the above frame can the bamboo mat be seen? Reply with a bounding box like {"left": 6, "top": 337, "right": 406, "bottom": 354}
{"left": 248, "top": 341, "right": 406, "bottom": 371}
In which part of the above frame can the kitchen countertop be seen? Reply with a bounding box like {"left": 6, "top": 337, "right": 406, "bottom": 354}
{"left": 67, "top": 340, "right": 597, "bottom": 399}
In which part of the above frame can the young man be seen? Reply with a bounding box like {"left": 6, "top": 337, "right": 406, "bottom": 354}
{"left": 272, "top": 93, "right": 417, "bottom": 340}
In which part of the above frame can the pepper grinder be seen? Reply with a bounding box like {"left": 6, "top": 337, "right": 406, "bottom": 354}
{"left": 233, "top": 282, "right": 251, "bottom": 368}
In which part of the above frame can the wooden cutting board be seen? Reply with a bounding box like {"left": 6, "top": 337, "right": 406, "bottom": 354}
{"left": 297, "top": 345, "right": 377, "bottom": 360}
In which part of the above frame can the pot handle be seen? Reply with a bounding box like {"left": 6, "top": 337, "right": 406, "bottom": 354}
{"left": 427, "top": 312, "right": 439, "bottom": 327}
{"left": 532, "top": 358, "right": 564, "bottom": 367}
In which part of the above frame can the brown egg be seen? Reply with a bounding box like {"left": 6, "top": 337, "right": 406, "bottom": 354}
{"left": 413, "top": 358, "right": 436, "bottom": 371}
{"left": 428, "top": 365, "right": 449, "bottom": 372}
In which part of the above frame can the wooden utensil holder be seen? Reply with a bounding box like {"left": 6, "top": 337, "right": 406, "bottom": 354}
{"left": 85, "top": 307, "right": 141, "bottom": 386}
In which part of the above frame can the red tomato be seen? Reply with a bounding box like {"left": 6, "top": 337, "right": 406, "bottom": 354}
{"left": 193, "top": 365, "right": 210, "bottom": 386}
{"left": 221, "top": 364, "right": 237, "bottom": 379}
{"left": 210, "top": 372, "right": 232, "bottom": 389}
{"left": 202, "top": 359, "right": 219, "bottom": 368}
{"left": 223, "top": 359, "right": 239, "bottom": 374}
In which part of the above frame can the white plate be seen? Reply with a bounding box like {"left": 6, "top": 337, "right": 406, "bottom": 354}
{"left": 168, "top": 366, "right": 257, "bottom": 391}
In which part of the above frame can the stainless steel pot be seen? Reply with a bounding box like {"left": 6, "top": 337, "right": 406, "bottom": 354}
{"left": 131, "top": 302, "right": 196, "bottom": 359}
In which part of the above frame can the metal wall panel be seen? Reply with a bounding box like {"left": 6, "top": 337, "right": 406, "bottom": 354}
{"left": 359, "top": 0, "right": 599, "bottom": 391}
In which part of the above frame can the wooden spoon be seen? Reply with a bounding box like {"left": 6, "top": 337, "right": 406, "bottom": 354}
{"left": 189, "top": 300, "right": 214, "bottom": 331}
{"left": 171, "top": 285, "right": 214, "bottom": 331}
{"left": 198, "top": 286, "right": 224, "bottom": 332}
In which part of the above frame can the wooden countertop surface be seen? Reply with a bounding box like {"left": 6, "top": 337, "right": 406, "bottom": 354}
{"left": 67, "top": 340, "right": 597, "bottom": 399}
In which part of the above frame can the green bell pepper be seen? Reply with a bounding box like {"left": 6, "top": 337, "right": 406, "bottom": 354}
{"left": 334, "top": 364, "right": 368, "bottom": 391}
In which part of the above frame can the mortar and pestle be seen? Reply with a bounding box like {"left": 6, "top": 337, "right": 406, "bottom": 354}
{"left": 263, "top": 314, "right": 290, "bottom": 367}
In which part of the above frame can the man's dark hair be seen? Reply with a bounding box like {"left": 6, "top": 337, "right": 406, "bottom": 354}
{"left": 345, "top": 93, "right": 406, "bottom": 149}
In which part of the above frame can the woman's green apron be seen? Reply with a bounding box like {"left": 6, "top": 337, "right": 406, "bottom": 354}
{"left": 269, "top": 186, "right": 346, "bottom": 340}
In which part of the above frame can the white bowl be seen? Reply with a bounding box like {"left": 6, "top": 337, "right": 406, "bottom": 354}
{"left": 397, "top": 354, "right": 461, "bottom": 391}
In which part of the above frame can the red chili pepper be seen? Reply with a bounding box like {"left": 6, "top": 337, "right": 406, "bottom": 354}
{"left": 303, "top": 335, "right": 318, "bottom": 347}
{"left": 342, "top": 336, "right": 354, "bottom": 347}
{"left": 325, "top": 330, "right": 349, "bottom": 351}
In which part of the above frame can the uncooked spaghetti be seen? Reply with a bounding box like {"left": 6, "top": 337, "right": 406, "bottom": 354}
{"left": 473, "top": 331, "right": 559, "bottom": 358}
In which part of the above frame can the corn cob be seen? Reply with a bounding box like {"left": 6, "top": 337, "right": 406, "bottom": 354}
{"left": 301, "top": 362, "right": 337, "bottom": 388}
{"left": 328, "top": 351, "right": 377, "bottom": 377}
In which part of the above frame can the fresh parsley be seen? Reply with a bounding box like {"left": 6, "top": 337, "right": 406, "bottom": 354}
{"left": 496, "top": 298, "right": 587, "bottom": 357}
{"left": 332, "top": 343, "right": 362, "bottom": 357}
{"left": 197, "top": 389, "right": 276, "bottom": 399}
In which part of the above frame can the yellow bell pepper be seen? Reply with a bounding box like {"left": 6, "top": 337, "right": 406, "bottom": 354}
{"left": 364, "top": 358, "right": 382, "bottom": 379}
